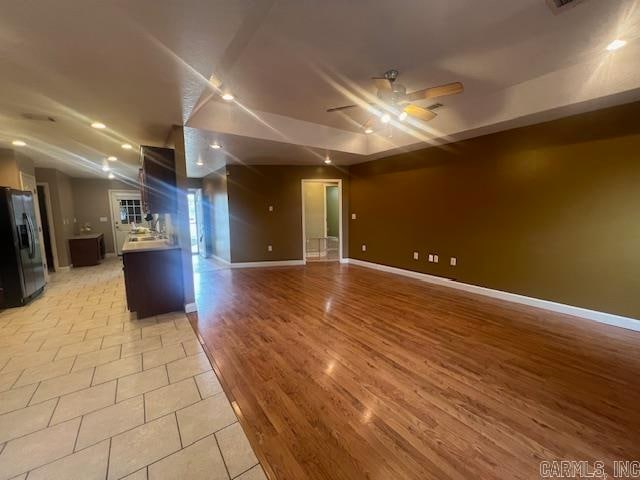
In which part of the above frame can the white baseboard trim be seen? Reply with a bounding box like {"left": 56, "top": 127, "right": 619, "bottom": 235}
{"left": 56, "top": 265, "right": 71, "bottom": 272}
{"left": 339, "top": 258, "right": 349, "bottom": 264}
{"left": 184, "top": 302, "right": 197, "bottom": 313}
{"left": 344, "top": 258, "right": 640, "bottom": 332}
{"left": 230, "top": 260, "right": 306, "bottom": 268}
{"left": 211, "top": 254, "right": 231, "bottom": 265}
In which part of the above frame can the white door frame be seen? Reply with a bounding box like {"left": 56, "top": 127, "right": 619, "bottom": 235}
{"left": 301, "top": 179, "right": 343, "bottom": 262}
{"left": 108, "top": 189, "right": 140, "bottom": 255}
{"left": 36, "top": 182, "right": 60, "bottom": 272}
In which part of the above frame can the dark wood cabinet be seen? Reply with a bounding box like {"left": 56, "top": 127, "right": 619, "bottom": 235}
{"left": 122, "top": 247, "right": 184, "bottom": 319}
{"left": 68, "top": 234, "right": 105, "bottom": 267}
{"left": 139, "top": 146, "right": 177, "bottom": 214}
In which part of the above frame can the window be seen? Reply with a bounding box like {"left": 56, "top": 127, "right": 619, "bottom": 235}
{"left": 119, "top": 199, "right": 142, "bottom": 224}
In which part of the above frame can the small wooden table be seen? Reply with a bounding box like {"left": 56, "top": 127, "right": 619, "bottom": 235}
{"left": 68, "top": 233, "right": 106, "bottom": 267}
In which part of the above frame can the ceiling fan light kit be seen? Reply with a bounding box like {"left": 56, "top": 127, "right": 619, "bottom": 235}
{"left": 327, "top": 69, "right": 463, "bottom": 130}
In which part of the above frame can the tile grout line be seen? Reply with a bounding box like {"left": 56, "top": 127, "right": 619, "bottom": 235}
{"left": 232, "top": 462, "right": 261, "bottom": 480}
{"left": 213, "top": 430, "right": 233, "bottom": 480}
{"left": 105, "top": 437, "right": 112, "bottom": 480}
{"left": 144, "top": 430, "right": 221, "bottom": 477}
{"left": 174, "top": 412, "right": 184, "bottom": 449}
{"left": 46, "top": 396, "right": 61, "bottom": 428}
{"left": 72, "top": 413, "right": 83, "bottom": 452}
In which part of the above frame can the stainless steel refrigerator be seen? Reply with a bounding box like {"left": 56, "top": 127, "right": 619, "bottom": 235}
{"left": 0, "top": 187, "right": 46, "bottom": 307}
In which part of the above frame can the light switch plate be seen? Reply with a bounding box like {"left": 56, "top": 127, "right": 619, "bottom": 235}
{"left": 99, "top": 217, "right": 108, "bottom": 223}
{"left": 267, "top": 245, "right": 273, "bottom": 252}
{"left": 434, "top": 254, "right": 439, "bottom": 263}
{"left": 351, "top": 213, "right": 357, "bottom": 220}
{"left": 428, "top": 254, "right": 434, "bottom": 262}
{"left": 268, "top": 205, "right": 274, "bottom": 212}
{"left": 413, "top": 252, "right": 419, "bottom": 260}
{"left": 361, "top": 244, "right": 367, "bottom": 252}
{"left": 450, "top": 257, "right": 457, "bottom": 266}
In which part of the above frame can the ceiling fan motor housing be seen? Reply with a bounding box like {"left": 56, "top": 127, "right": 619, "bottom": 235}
{"left": 384, "top": 69, "right": 399, "bottom": 81}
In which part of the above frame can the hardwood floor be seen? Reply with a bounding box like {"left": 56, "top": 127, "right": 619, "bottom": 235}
{"left": 190, "top": 263, "right": 640, "bottom": 480}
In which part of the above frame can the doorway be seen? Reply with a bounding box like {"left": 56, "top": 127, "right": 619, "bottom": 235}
{"left": 108, "top": 190, "right": 142, "bottom": 255}
{"left": 301, "top": 179, "right": 342, "bottom": 262}
{"left": 187, "top": 190, "right": 202, "bottom": 255}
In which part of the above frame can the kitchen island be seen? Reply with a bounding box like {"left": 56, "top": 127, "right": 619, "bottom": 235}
{"left": 122, "top": 237, "right": 184, "bottom": 319}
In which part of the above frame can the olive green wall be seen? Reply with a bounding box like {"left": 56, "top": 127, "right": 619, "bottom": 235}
{"left": 0, "top": 149, "right": 34, "bottom": 189}
{"left": 71, "top": 178, "right": 133, "bottom": 254}
{"left": 349, "top": 101, "right": 640, "bottom": 319}
{"left": 226, "top": 165, "right": 349, "bottom": 263}
{"left": 202, "top": 168, "right": 230, "bottom": 262}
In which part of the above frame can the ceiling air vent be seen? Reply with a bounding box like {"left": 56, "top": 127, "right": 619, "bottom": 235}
{"left": 546, "top": 0, "right": 587, "bottom": 14}
{"left": 21, "top": 113, "right": 56, "bottom": 122}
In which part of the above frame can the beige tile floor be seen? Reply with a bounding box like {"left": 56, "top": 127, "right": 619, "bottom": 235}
{"left": 0, "top": 258, "right": 265, "bottom": 480}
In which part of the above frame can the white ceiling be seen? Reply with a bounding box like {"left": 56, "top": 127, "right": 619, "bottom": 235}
{"left": 1, "top": 0, "right": 639, "bottom": 179}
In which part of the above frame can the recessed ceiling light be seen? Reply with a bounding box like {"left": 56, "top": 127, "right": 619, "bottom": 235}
{"left": 102, "top": 164, "right": 110, "bottom": 172}
{"left": 210, "top": 142, "right": 222, "bottom": 149}
{"left": 324, "top": 157, "right": 332, "bottom": 165}
{"left": 364, "top": 128, "right": 374, "bottom": 134}
{"left": 108, "top": 172, "right": 115, "bottom": 179}
{"left": 12, "top": 140, "right": 26, "bottom": 147}
{"left": 91, "top": 122, "right": 106, "bottom": 129}
{"left": 398, "top": 111, "right": 408, "bottom": 121}
{"left": 121, "top": 143, "right": 132, "bottom": 150}
{"left": 381, "top": 113, "right": 391, "bottom": 123}
{"left": 107, "top": 156, "right": 117, "bottom": 162}
{"left": 606, "top": 39, "right": 627, "bottom": 51}
{"left": 221, "top": 93, "right": 234, "bottom": 101}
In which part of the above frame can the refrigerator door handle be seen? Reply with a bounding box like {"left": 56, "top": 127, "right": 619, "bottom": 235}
{"left": 24, "top": 213, "right": 35, "bottom": 259}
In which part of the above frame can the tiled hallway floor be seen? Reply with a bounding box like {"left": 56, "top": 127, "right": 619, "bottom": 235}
{"left": 0, "top": 258, "right": 265, "bottom": 480}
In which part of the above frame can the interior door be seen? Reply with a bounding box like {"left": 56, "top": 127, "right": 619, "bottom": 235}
{"left": 20, "top": 173, "right": 48, "bottom": 281}
{"left": 110, "top": 191, "right": 142, "bottom": 255}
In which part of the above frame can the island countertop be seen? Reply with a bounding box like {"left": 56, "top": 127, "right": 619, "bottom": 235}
{"left": 121, "top": 239, "right": 180, "bottom": 254}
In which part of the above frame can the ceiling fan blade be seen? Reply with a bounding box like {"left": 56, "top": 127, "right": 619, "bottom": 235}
{"left": 406, "top": 82, "right": 464, "bottom": 102}
{"left": 326, "top": 104, "right": 358, "bottom": 112}
{"left": 372, "top": 77, "right": 392, "bottom": 91}
{"left": 403, "top": 104, "right": 437, "bottom": 122}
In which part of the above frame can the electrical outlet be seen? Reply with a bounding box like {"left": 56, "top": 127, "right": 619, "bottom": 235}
{"left": 428, "top": 254, "right": 434, "bottom": 262}
{"left": 361, "top": 244, "right": 367, "bottom": 252}
{"left": 268, "top": 205, "right": 274, "bottom": 212}
{"left": 413, "top": 251, "right": 419, "bottom": 260}
{"left": 433, "top": 254, "right": 439, "bottom": 263}
{"left": 351, "top": 213, "right": 357, "bottom": 220}
{"left": 267, "top": 245, "right": 273, "bottom": 252}
{"left": 450, "top": 257, "right": 457, "bottom": 266}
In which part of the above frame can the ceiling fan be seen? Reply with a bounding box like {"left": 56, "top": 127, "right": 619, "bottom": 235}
{"left": 326, "top": 69, "right": 463, "bottom": 130}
